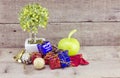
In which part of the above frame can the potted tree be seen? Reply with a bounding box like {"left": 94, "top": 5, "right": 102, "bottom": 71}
{"left": 19, "top": 3, "right": 49, "bottom": 52}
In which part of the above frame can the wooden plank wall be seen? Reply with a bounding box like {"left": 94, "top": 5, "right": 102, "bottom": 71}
{"left": 0, "top": 0, "right": 120, "bottom": 48}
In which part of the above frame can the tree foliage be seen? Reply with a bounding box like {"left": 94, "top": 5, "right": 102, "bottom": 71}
{"left": 19, "top": 3, "right": 49, "bottom": 33}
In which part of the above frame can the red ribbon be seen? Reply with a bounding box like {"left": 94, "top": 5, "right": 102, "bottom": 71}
{"left": 70, "top": 54, "right": 89, "bottom": 67}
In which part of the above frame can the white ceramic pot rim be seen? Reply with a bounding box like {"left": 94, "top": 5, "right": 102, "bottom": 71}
{"left": 25, "top": 38, "right": 45, "bottom": 45}
{"left": 25, "top": 38, "right": 45, "bottom": 53}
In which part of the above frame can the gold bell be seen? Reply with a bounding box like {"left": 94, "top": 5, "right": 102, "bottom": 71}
{"left": 13, "top": 50, "right": 25, "bottom": 63}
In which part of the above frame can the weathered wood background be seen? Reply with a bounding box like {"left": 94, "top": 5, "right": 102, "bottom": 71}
{"left": 1, "top": 0, "right": 120, "bottom": 78}
{"left": 1, "top": 0, "right": 120, "bottom": 48}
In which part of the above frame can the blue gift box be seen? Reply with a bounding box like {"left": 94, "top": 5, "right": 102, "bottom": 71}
{"left": 37, "top": 41, "right": 52, "bottom": 55}
{"left": 58, "top": 50, "right": 71, "bottom": 68}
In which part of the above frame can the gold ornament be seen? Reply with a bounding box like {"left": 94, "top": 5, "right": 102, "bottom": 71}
{"left": 33, "top": 58, "right": 45, "bottom": 70}
{"left": 13, "top": 50, "right": 25, "bottom": 63}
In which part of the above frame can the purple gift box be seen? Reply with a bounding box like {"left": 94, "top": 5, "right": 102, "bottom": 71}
{"left": 37, "top": 41, "right": 52, "bottom": 55}
{"left": 58, "top": 50, "right": 71, "bottom": 68}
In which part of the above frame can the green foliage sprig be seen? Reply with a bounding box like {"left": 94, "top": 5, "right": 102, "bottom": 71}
{"left": 19, "top": 3, "right": 49, "bottom": 33}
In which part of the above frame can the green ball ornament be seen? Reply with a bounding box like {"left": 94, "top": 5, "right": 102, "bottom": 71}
{"left": 58, "top": 29, "right": 80, "bottom": 56}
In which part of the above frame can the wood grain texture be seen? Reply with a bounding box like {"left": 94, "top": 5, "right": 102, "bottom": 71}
{"left": 1, "top": 0, "right": 120, "bottom": 23}
{"left": 0, "top": 46, "right": 120, "bottom": 78}
{"left": 1, "top": 22, "right": 120, "bottom": 48}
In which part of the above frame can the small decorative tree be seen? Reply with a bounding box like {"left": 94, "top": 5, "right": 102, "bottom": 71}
{"left": 19, "top": 3, "right": 49, "bottom": 44}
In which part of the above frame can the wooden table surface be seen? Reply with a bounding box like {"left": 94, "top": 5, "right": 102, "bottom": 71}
{"left": 0, "top": 46, "right": 120, "bottom": 78}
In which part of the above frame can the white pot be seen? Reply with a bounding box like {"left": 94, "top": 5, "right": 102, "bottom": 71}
{"left": 25, "top": 38, "right": 45, "bottom": 53}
